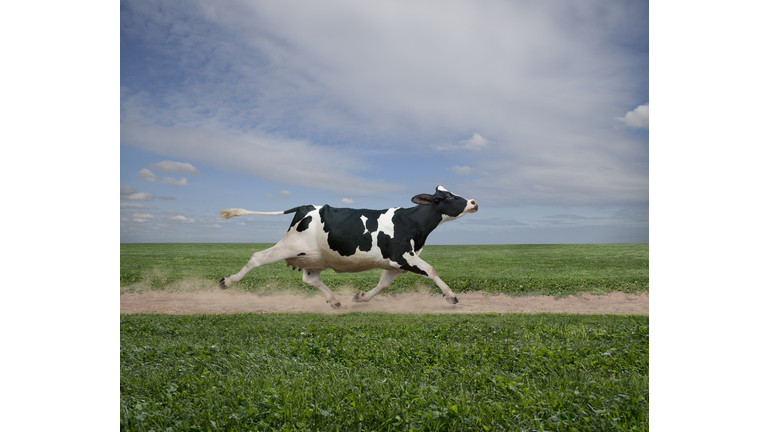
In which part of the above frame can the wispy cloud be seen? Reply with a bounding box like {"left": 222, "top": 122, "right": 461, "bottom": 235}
{"left": 137, "top": 167, "right": 190, "bottom": 186}
{"left": 149, "top": 161, "right": 201, "bottom": 176}
{"left": 161, "top": 177, "right": 188, "bottom": 186}
{"left": 131, "top": 213, "right": 154, "bottom": 223}
{"left": 449, "top": 166, "right": 473, "bottom": 176}
{"left": 136, "top": 168, "right": 159, "bottom": 182}
{"left": 121, "top": 125, "right": 404, "bottom": 195}
{"left": 121, "top": 185, "right": 155, "bottom": 201}
{"left": 120, "top": 203, "right": 156, "bottom": 209}
{"left": 169, "top": 215, "right": 194, "bottom": 223}
{"left": 459, "top": 133, "right": 489, "bottom": 151}
{"left": 435, "top": 133, "right": 490, "bottom": 152}
{"left": 268, "top": 190, "right": 292, "bottom": 198}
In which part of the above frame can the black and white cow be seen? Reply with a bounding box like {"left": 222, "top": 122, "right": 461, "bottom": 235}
{"left": 218, "top": 186, "right": 478, "bottom": 308}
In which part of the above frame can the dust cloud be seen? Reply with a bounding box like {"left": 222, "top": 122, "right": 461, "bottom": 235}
{"left": 120, "top": 284, "right": 649, "bottom": 315}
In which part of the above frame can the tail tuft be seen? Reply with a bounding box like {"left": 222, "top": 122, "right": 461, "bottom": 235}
{"left": 220, "top": 208, "right": 289, "bottom": 219}
{"left": 220, "top": 208, "right": 246, "bottom": 219}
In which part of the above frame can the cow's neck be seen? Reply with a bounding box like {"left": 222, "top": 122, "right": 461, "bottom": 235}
{"left": 398, "top": 205, "right": 447, "bottom": 246}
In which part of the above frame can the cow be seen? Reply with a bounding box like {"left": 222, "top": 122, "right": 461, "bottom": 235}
{"left": 218, "top": 186, "right": 478, "bottom": 308}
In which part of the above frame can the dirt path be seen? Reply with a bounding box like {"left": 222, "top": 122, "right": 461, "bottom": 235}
{"left": 120, "top": 290, "right": 648, "bottom": 315}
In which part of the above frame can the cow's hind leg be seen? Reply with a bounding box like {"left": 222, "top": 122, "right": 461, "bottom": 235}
{"left": 302, "top": 270, "right": 344, "bottom": 309}
{"left": 219, "top": 245, "right": 294, "bottom": 289}
{"left": 352, "top": 269, "right": 402, "bottom": 302}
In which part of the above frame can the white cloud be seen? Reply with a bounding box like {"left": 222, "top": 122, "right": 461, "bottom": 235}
{"left": 131, "top": 213, "right": 155, "bottom": 223}
{"left": 340, "top": 198, "right": 355, "bottom": 205}
{"left": 121, "top": 185, "right": 155, "bottom": 201}
{"left": 137, "top": 168, "right": 159, "bottom": 182}
{"left": 268, "top": 190, "right": 292, "bottom": 197}
{"left": 121, "top": 203, "right": 155, "bottom": 209}
{"left": 449, "top": 165, "right": 473, "bottom": 175}
{"left": 616, "top": 104, "right": 649, "bottom": 129}
{"left": 149, "top": 161, "right": 201, "bottom": 176}
{"left": 435, "top": 133, "right": 490, "bottom": 152}
{"left": 161, "top": 176, "right": 189, "bottom": 186}
{"left": 459, "top": 133, "right": 489, "bottom": 151}
{"left": 169, "top": 215, "right": 195, "bottom": 223}
{"left": 206, "top": 224, "right": 222, "bottom": 229}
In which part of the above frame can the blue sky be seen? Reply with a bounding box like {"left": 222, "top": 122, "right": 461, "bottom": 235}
{"left": 120, "top": 0, "right": 649, "bottom": 244}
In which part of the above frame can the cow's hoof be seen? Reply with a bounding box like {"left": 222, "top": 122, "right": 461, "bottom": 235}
{"left": 218, "top": 278, "right": 228, "bottom": 289}
{"left": 445, "top": 296, "right": 459, "bottom": 304}
{"left": 352, "top": 292, "right": 365, "bottom": 302}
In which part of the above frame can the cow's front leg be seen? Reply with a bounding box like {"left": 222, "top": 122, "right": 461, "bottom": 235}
{"left": 353, "top": 269, "right": 402, "bottom": 302}
{"left": 401, "top": 256, "right": 458, "bottom": 304}
{"left": 302, "top": 270, "right": 345, "bottom": 308}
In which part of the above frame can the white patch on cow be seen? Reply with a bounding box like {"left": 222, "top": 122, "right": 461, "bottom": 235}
{"left": 437, "top": 185, "right": 448, "bottom": 192}
{"left": 377, "top": 207, "right": 399, "bottom": 238}
{"left": 437, "top": 213, "right": 460, "bottom": 227}
{"left": 360, "top": 215, "right": 369, "bottom": 235}
{"left": 398, "top": 239, "right": 420, "bottom": 270}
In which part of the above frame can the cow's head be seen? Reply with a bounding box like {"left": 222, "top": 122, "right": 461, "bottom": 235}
{"left": 411, "top": 186, "right": 478, "bottom": 221}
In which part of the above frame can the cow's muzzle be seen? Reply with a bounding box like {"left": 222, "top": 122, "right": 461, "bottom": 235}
{"left": 468, "top": 200, "right": 478, "bottom": 213}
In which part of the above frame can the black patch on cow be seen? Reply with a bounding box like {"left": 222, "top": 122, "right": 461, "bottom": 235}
{"left": 318, "top": 205, "right": 389, "bottom": 257}
{"left": 287, "top": 205, "right": 316, "bottom": 232}
{"left": 365, "top": 214, "right": 379, "bottom": 233}
{"left": 417, "top": 189, "right": 468, "bottom": 218}
{"left": 378, "top": 188, "right": 471, "bottom": 277}
{"left": 296, "top": 215, "right": 312, "bottom": 232}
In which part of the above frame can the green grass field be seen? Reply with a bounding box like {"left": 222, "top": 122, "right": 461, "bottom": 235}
{"left": 121, "top": 243, "right": 649, "bottom": 431}
{"left": 121, "top": 313, "right": 648, "bottom": 431}
{"left": 120, "top": 243, "right": 648, "bottom": 298}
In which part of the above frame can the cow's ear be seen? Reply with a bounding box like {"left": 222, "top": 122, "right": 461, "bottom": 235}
{"left": 411, "top": 194, "right": 434, "bottom": 205}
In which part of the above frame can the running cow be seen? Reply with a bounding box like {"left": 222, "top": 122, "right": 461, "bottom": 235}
{"left": 218, "top": 186, "right": 478, "bottom": 308}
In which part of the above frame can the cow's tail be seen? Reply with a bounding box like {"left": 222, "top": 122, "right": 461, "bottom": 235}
{"left": 219, "top": 207, "right": 302, "bottom": 220}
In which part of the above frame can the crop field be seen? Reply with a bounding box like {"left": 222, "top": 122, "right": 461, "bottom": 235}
{"left": 121, "top": 313, "right": 648, "bottom": 431}
{"left": 120, "top": 243, "right": 648, "bottom": 298}
{"left": 121, "top": 243, "right": 649, "bottom": 431}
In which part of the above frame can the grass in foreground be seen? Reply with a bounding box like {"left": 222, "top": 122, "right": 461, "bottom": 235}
{"left": 120, "top": 243, "right": 648, "bottom": 298}
{"left": 121, "top": 313, "right": 648, "bottom": 431}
